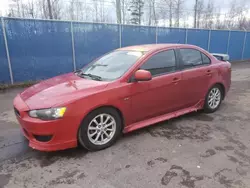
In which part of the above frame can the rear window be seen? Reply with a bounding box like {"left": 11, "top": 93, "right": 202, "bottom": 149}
{"left": 180, "top": 49, "right": 202, "bottom": 67}
{"left": 180, "top": 48, "right": 211, "bottom": 68}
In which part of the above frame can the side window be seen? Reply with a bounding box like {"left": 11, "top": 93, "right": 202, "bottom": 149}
{"left": 180, "top": 49, "right": 202, "bottom": 68}
{"left": 201, "top": 53, "right": 211, "bottom": 64}
{"left": 140, "top": 50, "right": 176, "bottom": 76}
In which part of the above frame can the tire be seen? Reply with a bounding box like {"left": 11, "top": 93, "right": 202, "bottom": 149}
{"left": 204, "top": 84, "right": 223, "bottom": 113}
{"left": 78, "top": 107, "right": 122, "bottom": 151}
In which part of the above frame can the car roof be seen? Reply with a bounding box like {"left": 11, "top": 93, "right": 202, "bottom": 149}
{"left": 117, "top": 44, "right": 197, "bottom": 52}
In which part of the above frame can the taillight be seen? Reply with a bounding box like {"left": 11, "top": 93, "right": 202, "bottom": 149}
{"left": 227, "top": 61, "right": 231, "bottom": 72}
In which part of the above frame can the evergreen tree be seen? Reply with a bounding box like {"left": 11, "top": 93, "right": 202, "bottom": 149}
{"left": 128, "top": 0, "right": 144, "bottom": 25}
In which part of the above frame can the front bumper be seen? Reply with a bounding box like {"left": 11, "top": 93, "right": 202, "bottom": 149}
{"left": 13, "top": 95, "right": 78, "bottom": 151}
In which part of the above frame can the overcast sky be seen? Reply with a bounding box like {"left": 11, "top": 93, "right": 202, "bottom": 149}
{"left": 0, "top": 0, "right": 249, "bottom": 16}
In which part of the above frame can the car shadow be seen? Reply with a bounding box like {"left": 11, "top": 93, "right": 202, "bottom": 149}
{"left": 34, "top": 146, "right": 88, "bottom": 167}
{"left": 122, "top": 110, "right": 215, "bottom": 141}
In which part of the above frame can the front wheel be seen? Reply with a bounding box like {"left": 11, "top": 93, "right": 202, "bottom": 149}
{"left": 78, "top": 108, "right": 122, "bottom": 151}
{"left": 204, "top": 85, "right": 222, "bottom": 113}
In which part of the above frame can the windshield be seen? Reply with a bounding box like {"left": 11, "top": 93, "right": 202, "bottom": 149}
{"left": 79, "top": 50, "right": 144, "bottom": 81}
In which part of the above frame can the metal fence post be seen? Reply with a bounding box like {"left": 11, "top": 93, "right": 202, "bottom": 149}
{"left": 185, "top": 28, "right": 188, "bottom": 44}
{"left": 226, "top": 30, "right": 231, "bottom": 54}
{"left": 156, "top": 26, "right": 158, "bottom": 44}
{"left": 207, "top": 29, "right": 211, "bottom": 52}
{"left": 1, "top": 17, "right": 14, "bottom": 84}
{"left": 70, "top": 21, "right": 76, "bottom": 71}
{"left": 241, "top": 29, "right": 247, "bottom": 60}
{"left": 119, "top": 23, "right": 122, "bottom": 48}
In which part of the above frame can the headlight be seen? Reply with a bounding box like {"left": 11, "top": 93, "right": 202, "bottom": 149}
{"left": 28, "top": 107, "right": 66, "bottom": 120}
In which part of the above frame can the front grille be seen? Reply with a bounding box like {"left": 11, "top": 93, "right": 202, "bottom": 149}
{"left": 14, "top": 107, "right": 20, "bottom": 117}
{"left": 33, "top": 135, "right": 53, "bottom": 142}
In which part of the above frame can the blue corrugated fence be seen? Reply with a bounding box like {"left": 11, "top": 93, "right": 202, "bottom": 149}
{"left": 0, "top": 18, "right": 11, "bottom": 83}
{"left": 0, "top": 17, "right": 249, "bottom": 84}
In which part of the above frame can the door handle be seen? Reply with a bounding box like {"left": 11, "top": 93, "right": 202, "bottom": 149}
{"left": 206, "top": 70, "right": 212, "bottom": 76}
{"left": 172, "top": 77, "right": 180, "bottom": 83}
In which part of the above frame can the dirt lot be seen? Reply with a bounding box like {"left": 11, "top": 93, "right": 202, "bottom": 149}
{"left": 1, "top": 62, "right": 250, "bottom": 188}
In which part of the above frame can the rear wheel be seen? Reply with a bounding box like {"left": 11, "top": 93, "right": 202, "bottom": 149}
{"left": 204, "top": 85, "right": 222, "bottom": 113}
{"left": 78, "top": 108, "right": 122, "bottom": 151}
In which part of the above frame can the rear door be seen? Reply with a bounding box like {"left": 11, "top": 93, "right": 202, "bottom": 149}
{"left": 177, "top": 48, "right": 213, "bottom": 108}
{"left": 129, "top": 49, "right": 183, "bottom": 124}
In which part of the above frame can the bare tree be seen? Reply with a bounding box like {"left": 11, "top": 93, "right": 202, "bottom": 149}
{"left": 146, "top": 0, "right": 152, "bottom": 26}
{"left": 47, "top": 0, "right": 53, "bottom": 19}
{"left": 37, "top": 0, "right": 52, "bottom": 19}
{"left": 92, "top": 0, "right": 99, "bottom": 22}
{"left": 99, "top": 0, "right": 106, "bottom": 22}
{"left": 26, "top": 0, "right": 36, "bottom": 18}
{"left": 196, "top": 0, "right": 204, "bottom": 28}
{"left": 151, "top": 0, "right": 158, "bottom": 26}
{"left": 121, "top": 0, "right": 126, "bottom": 24}
{"left": 193, "top": 0, "right": 204, "bottom": 28}
{"left": 227, "top": 0, "right": 238, "bottom": 29}
{"left": 160, "top": 0, "right": 174, "bottom": 27}
{"left": 5, "top": 0, "right": 250, "bottom": 30}
{"left": 16, "top": 0, "right": 38, "bottom": 18}
{"left": 167, "top": 0, "right": 174, "bottom": 27}
{"left": 203, "top": 0, "right": 214, "bottom": 29}
{"left": 235, "top": 1, "right": 247, "bottom": 30}
{"left": 112, "top": 0, "right": 130, "bottom": 24}
{"left": 51, "top": 0, "right": 62, "bottom": 20}
{"left": 120, "top": 0, "right": 128, "bottom": 24}
{"left": 173, "top": 0, "right": 184, "bottom": 27}
{"left": 67, "top": 0, "right": 75, "bottom": 20}
{"left": 8, "top": 0, "right": 22, "bottom": 17}
{"left": 226, "top": 0, "right": 247, "bottom": 29}
{"left": 214, "top": 8, "right": 222, "bottom": 29}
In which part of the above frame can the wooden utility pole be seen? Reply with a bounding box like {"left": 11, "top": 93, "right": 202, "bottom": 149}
{"left": 47, "top": 0, "right": 53, "bottom": 19}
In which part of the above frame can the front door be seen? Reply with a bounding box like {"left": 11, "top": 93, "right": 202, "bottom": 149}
{"left": 128, "top": 49, "right": 183, "bottom": 124}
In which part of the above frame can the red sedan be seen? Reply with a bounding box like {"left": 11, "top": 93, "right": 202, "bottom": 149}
{"left": 13, "top": 44, "right": 231, "bottom": 151}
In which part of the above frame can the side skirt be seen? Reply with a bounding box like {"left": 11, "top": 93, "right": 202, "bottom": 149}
{"left": 123, "top": 100, "right": 204, "bottom": 133}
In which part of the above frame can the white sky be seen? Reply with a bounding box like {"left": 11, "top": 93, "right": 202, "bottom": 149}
{"left": 0, "top": 0, "right": 9, "bottom": 16}
{"left": 0, "top": 0, "right": 249, "bottom": 18}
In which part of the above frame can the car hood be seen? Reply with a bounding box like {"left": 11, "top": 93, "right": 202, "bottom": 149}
{"left": 20, "top": 73, "right": 109, "bottom": 110}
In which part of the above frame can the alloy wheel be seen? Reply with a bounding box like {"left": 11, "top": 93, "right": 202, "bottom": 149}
{"left": 208, "top": 87, "right": 221, "bottom": 109}
{"left": 87, "top": 113, "right": 116, "bottom": 145}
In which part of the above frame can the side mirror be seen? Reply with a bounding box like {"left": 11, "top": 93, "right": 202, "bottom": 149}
{"left": 134, "top": 70, "right": 152, "bottom": 81}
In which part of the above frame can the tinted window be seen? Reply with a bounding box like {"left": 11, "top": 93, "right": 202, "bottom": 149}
{"left": 140, "top": 50, "right": 176, "bottom": 76}
{"left": 201, "top": 53, "right": 211, "bottom": 64}
{"left": 180, "top": 49, "right": 202, "bottom": 68}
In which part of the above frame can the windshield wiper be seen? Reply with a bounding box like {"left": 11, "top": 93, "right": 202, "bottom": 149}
{"left": 81, "top": 73, "right": 102, "bottom": 81}
{"left": 77, "top": 72, "right": 102, "bottom": 81}
{"left": 74, "top": 69, "right": 103, "bottom": 81}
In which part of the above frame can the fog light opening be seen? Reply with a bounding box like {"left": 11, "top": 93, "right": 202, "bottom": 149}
{"left": 33, "top": 135, "right": 53, "bottom": 142}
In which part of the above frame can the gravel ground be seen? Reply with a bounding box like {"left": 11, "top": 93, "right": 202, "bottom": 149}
{"left": 1, "top": 62, "right": 250, "bottom": 188}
